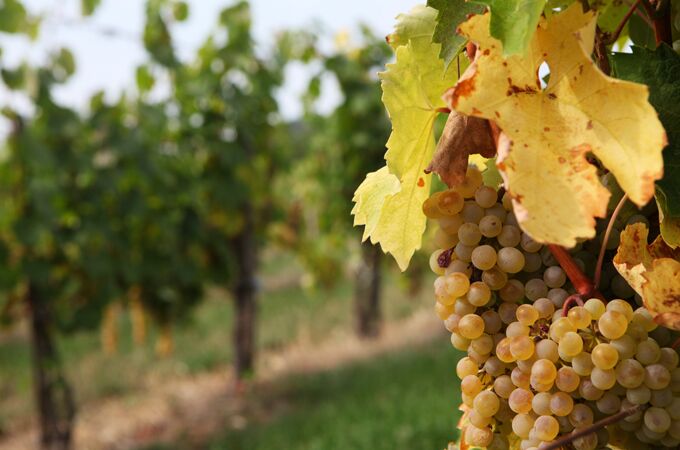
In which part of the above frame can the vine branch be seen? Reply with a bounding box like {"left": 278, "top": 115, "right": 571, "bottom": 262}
{"left": 548, "top": 245, "right": 603, "bottom": 300}
{"left": 594, "top": 194, "right": 628, "bottom": 290}
{"left": 541, "top": 405, "right": 645, "bottom": 450}
{"left": 603, "top": 0, "right": 643, "bottom": 45}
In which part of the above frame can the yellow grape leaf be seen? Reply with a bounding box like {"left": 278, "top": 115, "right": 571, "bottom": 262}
{"left": 352, "top": 5, "right": 458, "bottom": 270}
{"left": 450, "top": 3, "right": 666, "bottom": 247}
{"left": 614, "top": 223, "right": 680, "bottom": 330}
{"left": 351, "top": 167, "right": 401, "bottom": 241}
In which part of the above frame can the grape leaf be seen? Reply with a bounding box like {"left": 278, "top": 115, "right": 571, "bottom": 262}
{"left": 387, "top": 4, "right": 439, "bottom": 50}
{"left": 351, "top": 167, "right": 401, "bottom": 241}
{"left": 352, "top": 5, "right": 458, "bottom": 270}
{"left": 449, "top": 3, "right": 665, "bottom": 247}
{"left": 472, "top": 0, "right": 546, "bottom": 55}
{"left": 427, "top": 0, "right": 485, "bottom": 66}
{"left": 611, "top": 44, "right": 680, "bottom": 247}
{"left": 614, "top": 224, "right": 680, "bottom": 330}
{"left": 590, "top": 0, "right": 629, "bottom": 33}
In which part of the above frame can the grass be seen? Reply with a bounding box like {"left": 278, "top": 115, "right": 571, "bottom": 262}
{"left": 147, "top": 339, "right": 464, "bottom": 450}
{"left": 0, "top": 250, "right": 435, "bottom": 430}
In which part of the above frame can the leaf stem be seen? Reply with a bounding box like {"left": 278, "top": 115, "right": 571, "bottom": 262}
{"left": 540, "top": 405, "right": 645, "bottom": 450}
{"left": 594, "top": 194, "right": 628, "bottom": 291}
{"left": 562, "top": 294, "right": 585, "bottom": 317}
{"left": 641, "top": 0, "right": 673, "bottom": 44}
{"left": 603, "top": 0, "right": 643, "bottom": 45}
{"left": 548, "top": 245, "right": 602, "bottom": 299}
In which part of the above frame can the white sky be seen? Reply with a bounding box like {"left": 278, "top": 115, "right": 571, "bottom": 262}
{"left": 0, "top": 0, "right": 416, "bottom": 122}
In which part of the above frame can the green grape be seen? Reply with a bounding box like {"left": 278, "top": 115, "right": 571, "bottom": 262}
{"left": 506, "top": 321, "right": 530, "bottom": 337}
{"left": 470, "top": 333, "right": 494, "bottom": 355}
{"left": 454, "top": 242, "right": 474, "bottom": 262}
{"left": 547, "top": 288, "right": 568, "bottom": 307}
{"left": 485, "top": 204, "right": 507, "bottom": 221}
{"left": 522, "top": 251, "right": 543, "bottom": 273}
{"left": 465, "top": 424, "right": 494, "bottom": 447}
{"left": 479, "top": 215, "right": 503, "bottom": 237}
{"left": 636, "top": 338, "right": 661, "bottom": 365}
{"left": 558, "top": 331, "right": 583, "bottom": 357}
{"left": 525, "top": 278, "right": 548, "bottom": 301}
{"left": 543, "top": 265, "right": 566, "bottom": 288}
{"left": 429, "top": 249, "right": 446, "bottom": 275}
{"left": 482, "top": 267, "right": 508, "bottom": 290}
{"left": 451, "top": 332, "right": 471, "bottom": 350}
{"left": 571, "top": 428, "right": 598, "bottom": 450}
{"left": 632, "top": 307, "right": 657, "bottom": 332}
{"left": 615, "top": 358, "right": 645, "bottom": 388}
{"left": 591, "top": 343, "right": 619, "bottom": 370}
{"left": 457, "top": 356, "right": 478, "bottom": 379}
{"left": 458, "top": 314, "right": 485, "bottom": 339}
{"left": 590, "top": 367, "right": 617, "bottom": 390}
{"left": 473, "top": 390, "right": 500, "bottom": 417}
{"left": 567, "top": 306, "right": 592, "bottom": 329}
{"left": 649, "top": 387, "right": 673, "bottom": 407}
{"left": 569, "top": 403, "right": 594, "bottom": 427}
{"left": 610, "top": 335, "right": 636, "bottom": 360}
{"left": 533, "top": 415, "right": 560, "bottom": 441}
{"left": 596, "top": 392, "right": 621, "bottom": 414}
{"left": 549, "top": 317, "right": 576, "bottom": 342}
{"left": 497, "top": 247, "right": 525, "bottom": 273}
{"left": 483, "top": 356, "right": 506, "bottom": 377}
{"left": 481, "top": 310, "right": 502, "bottom": 334}
{"left": 458, "top": 222, "right": 482, "bottom": 246}
{"left": 512, "top": 413, "right": 535, "bottom": 439}
{"left": 535, "top": 339, "right": 559, "bottom": 362}
{"left": 607, "top": 299, "right": 634, "bottom": 320}
{"left": 550, "top": 391, "right": 574, "bottom": 416}
{"left": 584, "top": 298, "right": 606, "bottom": 319}
{"left": 644, "top": 407, "right": 671, "bottom": 433}
{"left": 531, "top": 391, "right": 551, "bottom": 415}
{"left": 516, "top": 304, "right": 539, "bottom": 326}
{"left": 471, "top": 245, "right": 497, "bottom": 270}
{"left": 496, "top": 338, "right": 516, "bottom": 363}
{"left": 579, "top": 378, "right": 604, "bottom": 400}
{"left": 510, "top": 335, "right": 535, "bottom": 361}
{"left": 437, "top": 189, "right": 465, "bottom": 215}
{"left": 572, "top": 352, "right": 594, "bottom": 376}
{"left": 498, "top": 301, "right": 518, "bottom": 324}
{"left": 531, "top": 359, "right": 557, "bottom": 384}
{"left": 468, "top": 409, "right": 491, "bottom": 428}
{"left": 533, "top": 297, "right": 555, "bottom": 319}
{"left": 520, "top": 232, "right": 542, "bottom": 253}
{"left": 434, "top": 228, "right": 459, "bottom": 249}
{"left": 499, "top": 279, "right": 525, "bottom": 302}
{"left": 598, "top": 310, "right": 628, "bottom": 340}
{"left": 461, "top": 201, "right": 485, "bottom": 224}
{"left": 497, "top": 225, "right": 521, "bottom": 248}
{"left": 509, "top": 388, "right": 534, "bottom": 413}
{"left": 511, "top": 366, "right": 531, "bottom": 389}
{"left": 457, "top": 167, "right": 483, "bottom": 198}
{"left": 475, "top": 185, "right": 498, "bottom": 208}
{"left": 555, "top": 366, "right": 580, "bottom": 393}
{"left": 659, "top": 347, "right": 679, "bottom": 370}
{"left": 468, "top": 281, "right": 492, "bottom": 307}
{"left": 644, "top": 364, "right": 671, "bottom": 390}
{"left": 439, "top": 214, "right": 465, "bottom": 236}
{"left": 493, "top": 375, "right": 515, "bottom": 399}
{"left": 461, "top": 374, "right": 483, "bottom": 395}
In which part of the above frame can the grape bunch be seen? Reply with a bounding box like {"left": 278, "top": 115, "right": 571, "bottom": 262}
{"left": 425, "top": 167, "right": 680, "bottom": 449}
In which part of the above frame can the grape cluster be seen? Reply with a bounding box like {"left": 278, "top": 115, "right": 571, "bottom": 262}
{"left": 426, "top": 168, "right": 680, "bottom": 449}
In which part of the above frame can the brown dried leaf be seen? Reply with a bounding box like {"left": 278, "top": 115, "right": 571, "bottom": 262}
{"left": 425, "top": 110, "right": 496, "bottom": 187}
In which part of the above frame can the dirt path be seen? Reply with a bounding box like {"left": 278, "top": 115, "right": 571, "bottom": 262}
{"left": 0, "top": 309, "right": 445, "bottom": 450}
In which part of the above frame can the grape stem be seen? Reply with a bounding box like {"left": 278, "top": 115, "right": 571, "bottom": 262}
{"left": 594, "top": 194, "right": 628, "bottom": 291}
{"left": 672, "top": 336, "right": 680, "bottom": 350}
{"left": 603, "top": 0, "right": 643, "bottom": 45}
{"left": 540, "top": 405, "right": 645, "bottom": 450}
{"left": 561, "top": 294, "right": 585, "bottom": 317}
{"left": 547, "top": 245, "right": 603, "bottom": 300}
{"left": 641, "top": 0, "right": 673, "bottom": 45}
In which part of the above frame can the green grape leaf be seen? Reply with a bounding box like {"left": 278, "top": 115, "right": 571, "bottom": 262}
{"left": 427, "top": 0, "right": 485, "bottom": 66}
{"left": 473, "top": 0, "right": 546, "bottom": 55}
{"left": 352, "top": 167, "right": 401, "bottom": 240}
{"left": 612, "top": 45, "right": 680, "bottom": 246}
{"left": 353, "top": 5, "right": 458, "bottom": 270}
{"left": 628, "top": 13, "right": 656, "bottom": 49}
{"left": 0, "top": 0, "right": 30, "bottom": 34}
{"left": 590, "top": 0, "right": 629, "bottom": 33}
{"left": 387, "top": 4, "right": 438, "bottom": 50}
{"left": 81, "top": 0, "right": 102, "bottom": 16}
{"left": 173, "top": 1, "right": 189, "bottom": 21}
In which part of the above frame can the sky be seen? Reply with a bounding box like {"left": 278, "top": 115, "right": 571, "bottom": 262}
{"left": 0, "top": 0, "right": 417, "bottom": 121}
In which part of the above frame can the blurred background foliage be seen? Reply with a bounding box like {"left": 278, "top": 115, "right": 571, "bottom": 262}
{"left": 0, "top": 1, "right": 451, "bottom": 450}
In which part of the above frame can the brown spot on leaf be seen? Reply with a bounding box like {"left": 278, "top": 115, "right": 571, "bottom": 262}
{"left": 483, "top": 49, "right": 490, "bottom": 56}
{"left": 417, "top": 177, "right": 425, "bottom": 187}
{"left": 471, "top": 107, "right": 482, "bottom": 115}
{"left": 548, "top": 93, "right": 557, "bottom": 100}
{"left": 587, "top": 120, "right": 593, "bottom": 130}
{"left": 452, "top": 76, "right": 476, "bottom": 108}
{"left": 495, "top": 111, "right": 501, "bottom": 118}
{"left": 544, "top": 127, "right": 551, "bottom": 132}
{"left": 558, "top": 156, "right": 566, "bottom": 164}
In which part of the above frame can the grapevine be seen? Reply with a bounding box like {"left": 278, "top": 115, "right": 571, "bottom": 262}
{"left": 352, "top": 1, "right": 680, "bottom": 449}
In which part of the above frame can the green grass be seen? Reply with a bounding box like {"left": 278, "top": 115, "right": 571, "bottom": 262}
{"left": 0, "top": 251, "right": 435, "bottom": 429}
{"left": 148, "top": 339, "right": 464, "bottom": 450}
